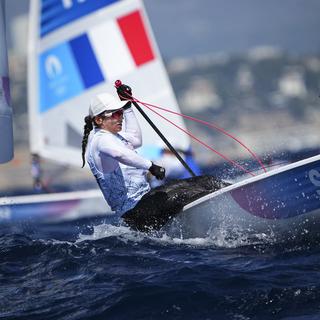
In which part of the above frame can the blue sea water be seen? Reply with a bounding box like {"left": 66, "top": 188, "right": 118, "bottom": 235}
{"left": 1, "top": 216, "right": 320, "bottom": 320}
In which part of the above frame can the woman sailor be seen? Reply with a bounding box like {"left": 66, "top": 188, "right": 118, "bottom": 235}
{"left": 81, "top": 92, "right": 165, "bottom": 215}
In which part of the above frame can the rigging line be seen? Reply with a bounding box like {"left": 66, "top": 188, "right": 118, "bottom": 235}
{"left": 138, "top": 100, "right": 256, "bottom": 177}
{"left": 118, "top": 92, "right": 255, "bottom": 176}
{"left": 130, "top": 96, "right": 267, "bottom": 173}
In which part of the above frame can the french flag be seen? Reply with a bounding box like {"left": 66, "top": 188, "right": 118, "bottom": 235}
{"left": 88, "top": 9, "right": 155, "bottom": 81}
{"left": 40, "top": 9, "right": 156, "bottom": 111}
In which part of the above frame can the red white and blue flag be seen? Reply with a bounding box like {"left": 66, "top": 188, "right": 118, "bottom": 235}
{"left": 89, "top": 10, "right": 155, "bottom": 80}
{"left": 39, "top": 8, "right": 155, "bottom": 111}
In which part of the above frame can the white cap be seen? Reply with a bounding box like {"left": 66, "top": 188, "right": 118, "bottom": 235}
{"left": 89, "top": 93, "right": 128, "bottom": 117}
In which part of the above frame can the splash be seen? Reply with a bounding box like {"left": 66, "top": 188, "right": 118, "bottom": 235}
{"left": 76, "top": 219, "right": 277, "bottom": 249}
{"left": 77, "top": 223, "right": 146, "bottom": 243}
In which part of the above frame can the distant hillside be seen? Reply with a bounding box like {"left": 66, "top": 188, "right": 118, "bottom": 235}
{"left": 166, "top": 48, "right": 320, "bottom": 165}
{"left": 8, "top": 47, "right": 320, "bottom": 166}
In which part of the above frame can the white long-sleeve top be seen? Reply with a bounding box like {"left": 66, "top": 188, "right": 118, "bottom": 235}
{"left": 86, "top": 109, "right": 152, "bottom": 214}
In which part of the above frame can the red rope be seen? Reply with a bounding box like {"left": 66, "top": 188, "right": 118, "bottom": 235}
{"left": 130, "top": 96, "right": 267, "bottom": 173}
{"left": 116, "top": 89, "right": 258, "bottom": 176}
{"left": 138, "top": 100, "right": 256, "bottom": 177}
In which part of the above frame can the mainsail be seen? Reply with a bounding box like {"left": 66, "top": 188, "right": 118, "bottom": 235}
{"left": 0, "top": 0, "right": 193, "bottom": 223}
{"left": 0, "top": 0, "right": 13, "bottom": 163}
{"left": 28, "top": 0, "right": 190, "bottom": 167}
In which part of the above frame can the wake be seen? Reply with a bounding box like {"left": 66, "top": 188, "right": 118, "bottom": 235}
{"left": 76, "top": 217, "right": 278, "bottom": 249}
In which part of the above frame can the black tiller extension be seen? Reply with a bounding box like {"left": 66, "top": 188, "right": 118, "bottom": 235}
{"left": 115, "top": 80, "right": 196, "bottom": 177}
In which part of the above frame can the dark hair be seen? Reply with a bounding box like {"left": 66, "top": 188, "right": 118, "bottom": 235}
{"left": 81, "top": 115, "right": 93, "bottom": 168}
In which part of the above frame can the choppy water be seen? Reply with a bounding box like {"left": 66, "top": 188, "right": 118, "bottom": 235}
{"left": 1, "top": 216, "right": 320, "bottom": 320}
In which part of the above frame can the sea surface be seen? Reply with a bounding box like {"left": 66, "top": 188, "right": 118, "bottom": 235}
{"left": 1, "top": 214, "right": 320, "bottom": 320}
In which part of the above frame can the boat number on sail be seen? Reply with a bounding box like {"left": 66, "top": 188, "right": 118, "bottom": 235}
{"left": 309, "top": 169, "right": 320, "bottom": 195}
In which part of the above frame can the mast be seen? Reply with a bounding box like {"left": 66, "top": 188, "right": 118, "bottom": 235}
{"left": 0, "top": 0, "right": 14, "bottom": 163}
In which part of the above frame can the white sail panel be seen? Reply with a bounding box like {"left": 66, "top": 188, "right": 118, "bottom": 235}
{"left": 88, "top": 20, "right": 136, "bottom": 79}
{"left": 28, "top": 0, "right": 190, "bottom": 167}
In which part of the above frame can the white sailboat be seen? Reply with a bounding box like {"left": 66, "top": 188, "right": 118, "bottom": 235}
{"left": 0, "top": 0, "right": 191, "bottom": 222}
{"left": 120, "top": 153, "right": 320, "bottom": 240}
{"left": 2, "top": 0, "right": 319, "bottom": 240}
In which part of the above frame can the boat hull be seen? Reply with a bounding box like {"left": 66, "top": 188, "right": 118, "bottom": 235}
{"left": 0, "top": 190, "right": 110, "bottom": 222}
{"left": 165, "top": 155, "right": 320, "bottom": 240}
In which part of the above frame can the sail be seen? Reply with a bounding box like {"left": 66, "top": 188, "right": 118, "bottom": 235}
{"left": 0, "top": 0, "right": 13, "bottom": 163}
{"left": 28, "top": 0, "right": 190, "bottom": 167}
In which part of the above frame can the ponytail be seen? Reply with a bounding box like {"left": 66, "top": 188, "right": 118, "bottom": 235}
{"left": 81, "top": 115, "right": 93, "bottom": 168}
